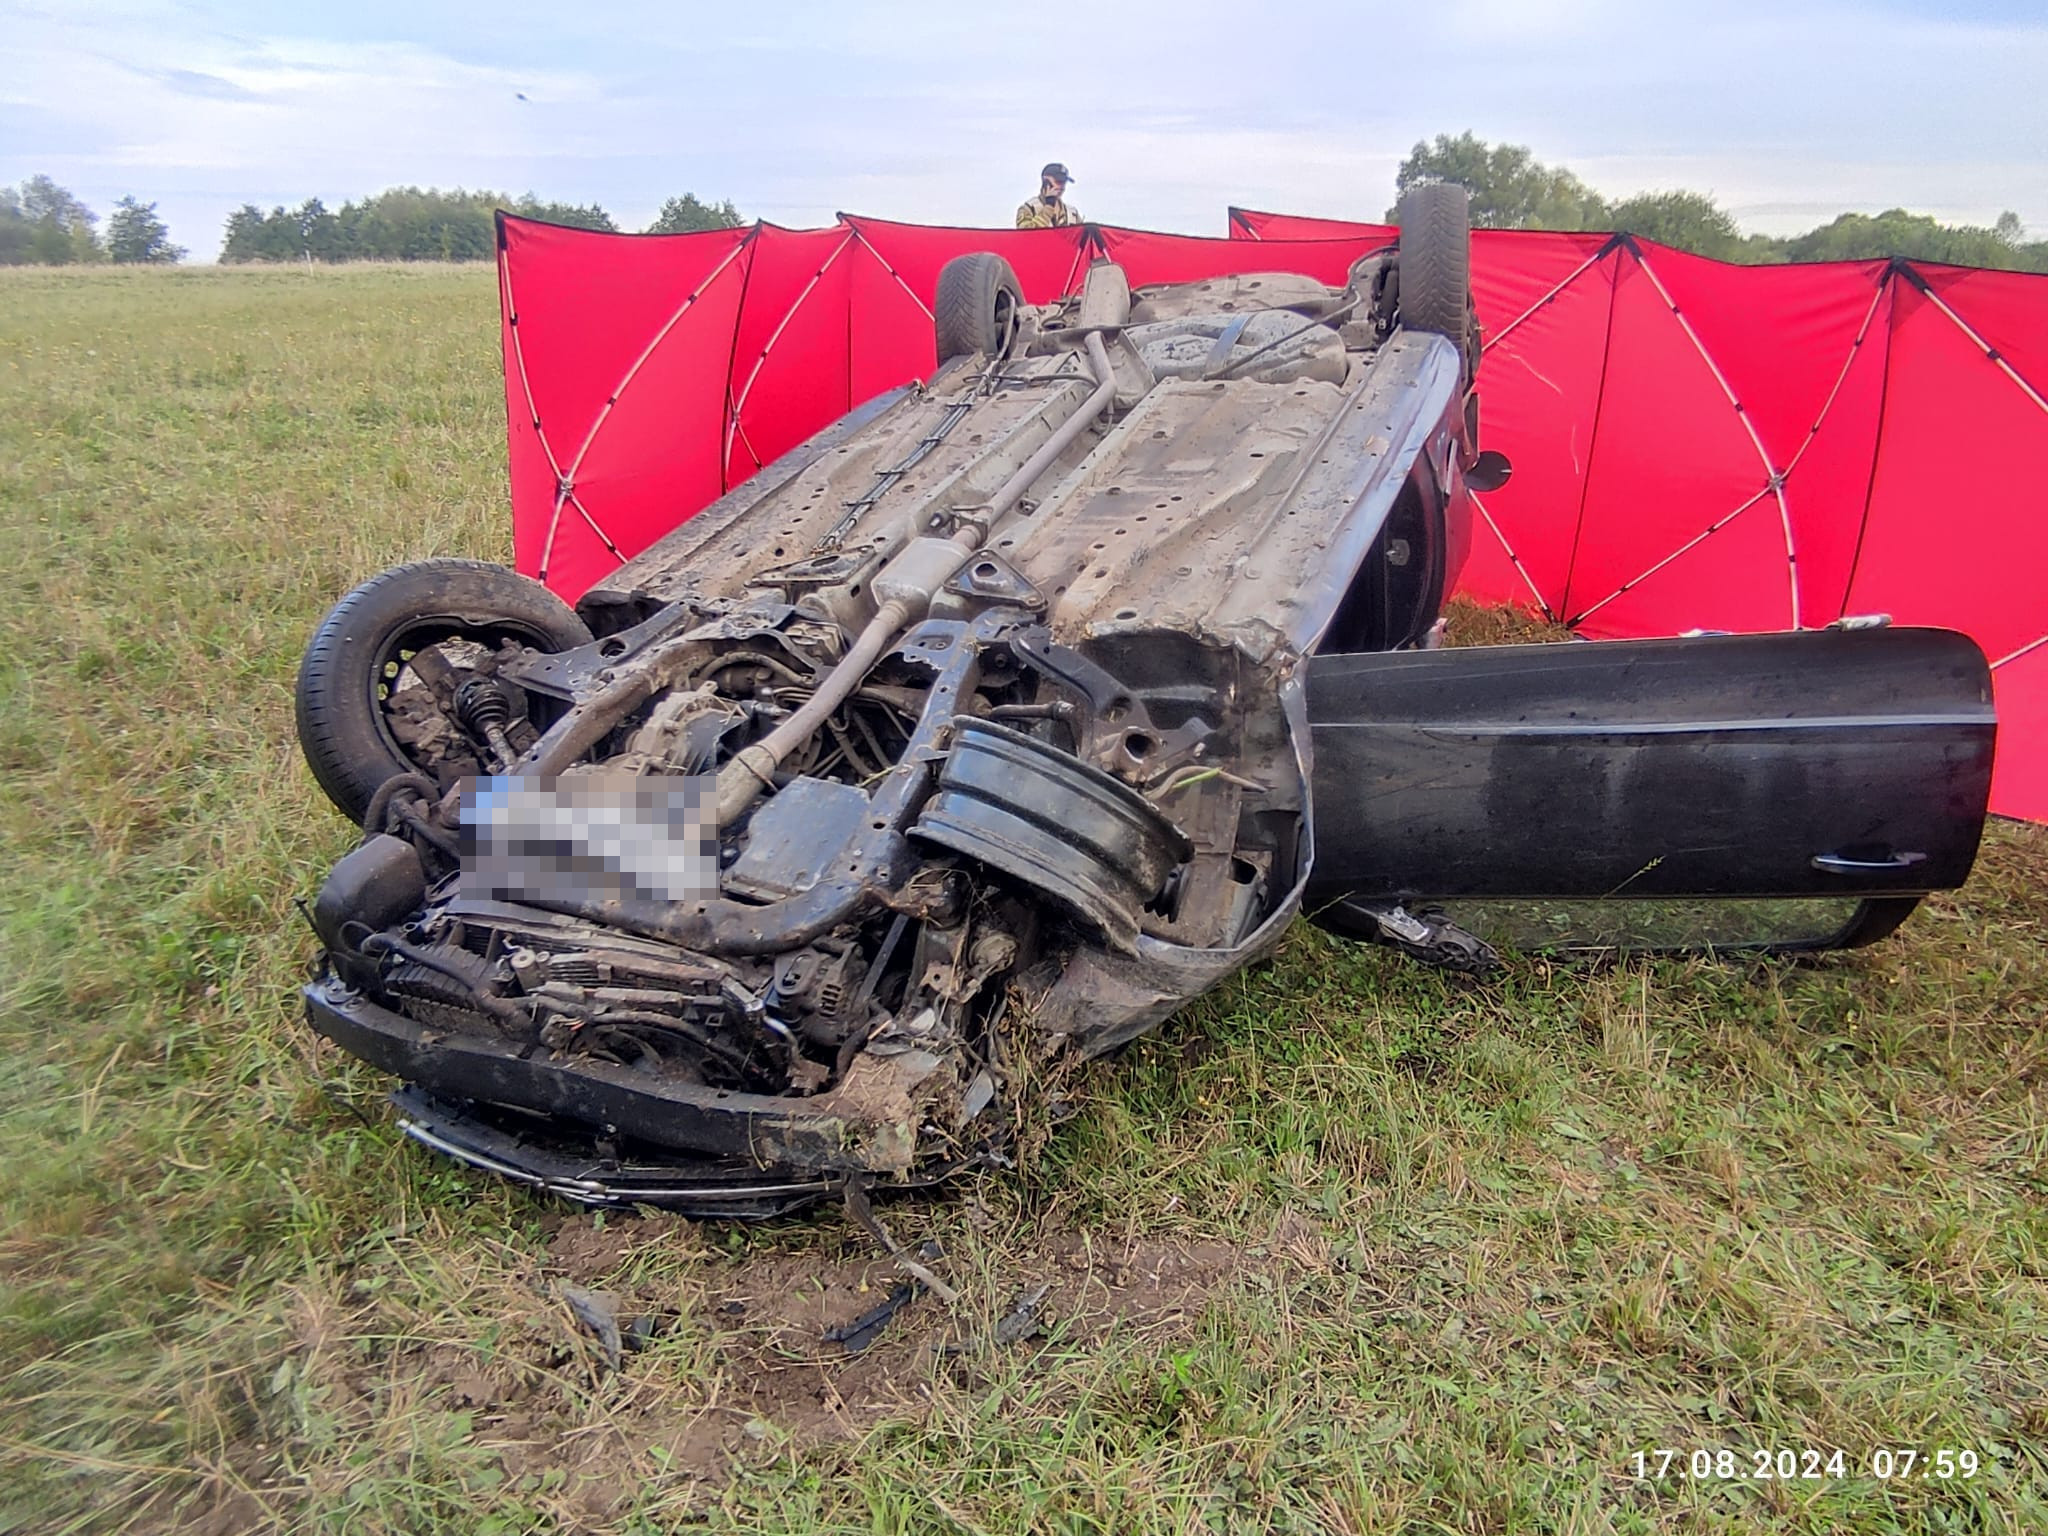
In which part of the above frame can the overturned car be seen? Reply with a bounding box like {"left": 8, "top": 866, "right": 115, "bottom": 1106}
{"left": 295, "top": 188, "right": 1996, "bottom": 1216}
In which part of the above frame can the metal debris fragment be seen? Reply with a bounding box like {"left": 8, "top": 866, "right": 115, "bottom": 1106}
{"left": 822, "top": 1281, "right": 918, "bottom": 1353}
{"left": 993, "top": 1282, "right": 1052, "bottom": 1345}
{"left": 561, "top": 1284, "right": 623, "bottom": 1370}
{"left": 843, "top": 1178, "right": 961, "bottom": 1304}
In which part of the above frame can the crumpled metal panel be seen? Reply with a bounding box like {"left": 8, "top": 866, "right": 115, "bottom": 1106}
{"left": 1032, "top": 677, "right": 1316, "bottom": 1056}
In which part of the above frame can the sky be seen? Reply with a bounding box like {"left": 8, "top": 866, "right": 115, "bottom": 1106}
{"left": 5, "top": 0, "right": 2045, "bottom": 260}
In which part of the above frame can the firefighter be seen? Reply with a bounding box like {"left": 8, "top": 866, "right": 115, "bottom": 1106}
{"left": 1016, "top": 163, "right": 1081, "bottom": 229}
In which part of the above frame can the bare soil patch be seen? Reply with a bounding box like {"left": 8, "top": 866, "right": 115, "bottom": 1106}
{"left": 229, "top": 1205, "right": 1293, "bottom": 1529}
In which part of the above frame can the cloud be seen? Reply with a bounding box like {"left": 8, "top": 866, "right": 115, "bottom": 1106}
{"left": 1, "top": 6, "right": 621, "bottom": 250}
{"left": 153, "top": 68, "right": 262, "bottom": 102}
{"left": 0, "top": 0, "right": 2042, "bottom": 260}
{"left": 1442, "top": 0, "right": 1619, "bottom": 44}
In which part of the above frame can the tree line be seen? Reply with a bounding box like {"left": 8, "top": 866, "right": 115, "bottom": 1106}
{"left": 4, "top": 146, "right": 2044, "bottom": 272}
{"left": 218, "top": 189, "right": 742, "bottom": 262}
{"left": 0, "top": 178, "right": 741, "bottom": 267}
{"left": 1392, "top": 133, "right": 2048, "bottom": 272}
{"left": 0, "top": 176, "right": 184, "bottom": 264}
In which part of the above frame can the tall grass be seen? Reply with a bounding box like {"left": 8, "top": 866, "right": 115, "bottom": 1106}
{"left": 1, "top": 264, "right": 2043, "bottom": 1534}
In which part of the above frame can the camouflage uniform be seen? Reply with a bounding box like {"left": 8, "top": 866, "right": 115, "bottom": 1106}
{"left": 1015, "top": 197, "right": 1082, "bottom": 229}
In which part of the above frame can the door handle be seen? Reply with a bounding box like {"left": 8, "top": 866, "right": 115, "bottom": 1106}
{"left": 1812, "top": 850, "right": 1927, "bottom": 875}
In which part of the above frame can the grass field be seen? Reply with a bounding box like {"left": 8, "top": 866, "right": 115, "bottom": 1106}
{"left": 2, "top": 262, "right": 2044, "bottom": 1535}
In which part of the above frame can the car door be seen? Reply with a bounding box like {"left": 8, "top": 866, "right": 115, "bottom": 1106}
{"left": 1304, "top": 626, "right": 1995, "bottom": 949}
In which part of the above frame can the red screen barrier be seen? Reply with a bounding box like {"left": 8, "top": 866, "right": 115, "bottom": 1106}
{"left": 497, "top": 210, "right": 2048, "bottom": 820}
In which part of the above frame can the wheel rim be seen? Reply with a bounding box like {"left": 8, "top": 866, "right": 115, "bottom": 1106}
{"left": 367, "top": 616, "right": 563, "bottom": 781}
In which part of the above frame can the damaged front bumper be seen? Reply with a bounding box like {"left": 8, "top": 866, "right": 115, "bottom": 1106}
{"left": 308, "top": 975, "right": 951, "bottom": 1191}
{"left": 389, "top": 1088, "right": 845, "bottom": 1218}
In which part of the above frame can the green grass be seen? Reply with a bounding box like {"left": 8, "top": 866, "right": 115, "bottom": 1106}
{"left": 2, "top": 263, "right": 2045, "bottom": 1534}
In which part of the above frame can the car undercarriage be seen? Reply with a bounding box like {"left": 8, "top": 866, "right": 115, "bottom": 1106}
{"left": 293, "top": 189, "right": 1996, "bottom": 1216}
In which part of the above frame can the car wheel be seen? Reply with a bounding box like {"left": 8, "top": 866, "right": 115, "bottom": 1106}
{"left": 934, "top": 252, "right": 1025, "bottom": 363}
{"left": 295, "top": 559, "right": 592, "bottom": 823}
{"left": 1396, "top": 183, "right": 1474, "bottom": 373}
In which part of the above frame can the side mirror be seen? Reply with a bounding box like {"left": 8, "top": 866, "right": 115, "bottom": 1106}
{"left": 1467, "top": 449, "right": 1513, "bottom": 493}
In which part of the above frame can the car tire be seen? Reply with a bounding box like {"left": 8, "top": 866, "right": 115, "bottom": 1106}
{"left": 295, "top": 559, "right": 592, "bottom": 823}
{"left": 934, "top": 252, "right": 1025, "bottom": 363}
{"left": 1396, "top": 183, "right": 1473, "bottom": 362}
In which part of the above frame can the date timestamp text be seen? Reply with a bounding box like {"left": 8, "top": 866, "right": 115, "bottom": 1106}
{"left": 1630, "top": 1448, "right": 1980, "bottom": 1481}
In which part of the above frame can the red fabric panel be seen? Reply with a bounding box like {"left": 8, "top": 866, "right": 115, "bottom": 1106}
{"left": 1455, "top": 492, "right": 1551, "bottom": 613}
{"left": 1469, "top": 248, "right": 1620, "bottom": 611}
{"left": 499, "top": 252, "right": 559, "bottom": 590}
{"left": 1231, "top": 208, "right": 1394, "bottom": 242}
{"left": 500, "top": 216, "right": 753, "bottom": 601}
{"left": 836, "top": 216, "right": 1094, "bottom": 404}
{"left": 1915, "top": 264, "right": 2048, "bottom": 396}
{"left": 1990, "top": 645, "right": 2048, "bottom": 823}
{"left": 1471, "top": 231, "right": 1615, "bottom": 340}
{"left": 1846, "top": 282, "right": 2048, "bottom": 664}
{"left": 1778, "top": 281, "right": 1895, "bottom": 622}
{"left": 1636, "top": 247, "right": 1888, "bottom": 469}
{"left": 838, "top": 215, "right": 1091, "bottom": 306}
{"left": 1564, "top": 250, "right": 1794, "bottom": 633}
{"left": 1099, "top": 226, "right": 1386, "bottom": 288}
{"left": 724, "top": 225, "right": 857, "bottom": 484}
{"left": 1571, "top": 493, "right": 1799, "bottom": 640}
{"left": 1630, "top": 245, "right": 1893, "bottom": 626}
{"left": 846, "top": 237, "right": 942, "bottom": 404}
{"left": 1911, "top": 264, "right": 2048, "bottom": 815}
{"left": 1230, "top": 212, "right": 1617, "bottom": 342}
{"left": 492, "top": 211, "right": 2048, "bottom": 820}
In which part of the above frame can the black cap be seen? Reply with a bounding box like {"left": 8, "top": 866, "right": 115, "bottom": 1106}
{"left": 1040, "top": 163, "right": 1074, "bottom": 183}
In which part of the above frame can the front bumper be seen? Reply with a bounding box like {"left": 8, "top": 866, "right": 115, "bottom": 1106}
{"left": 305, "top": 976, "right": 926, "bottom": 1177}
{"left": 389, "top": 1087, "right": 847, "bottom": 1217}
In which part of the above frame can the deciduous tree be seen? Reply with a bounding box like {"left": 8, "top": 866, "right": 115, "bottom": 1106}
{"left": 107, "top": 197, "right": 185, "bottom": 264}
{"left": 1390, "top": 133, "right": 1608, "bottom": 231}
{"left": 0, "top": 175, "right": 104, "bottom": 264}
{"left": 1607, "top": 190, "right": 1745, "bottom": 260}
{"left": 1390, "top": 135, "right": 2048, "bottom": 273}
{"left": 648, "top": 194, "right": 743, "bottom": 234}
{"left": 1782, "top": 207, "right": 2036, "bottom": 269}
{"left": 515, "top": 197, "right": 617, "bottom": 232}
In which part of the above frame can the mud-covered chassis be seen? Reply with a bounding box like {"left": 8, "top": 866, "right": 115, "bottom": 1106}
{"left": 296, "top": 188, "right": 1995, "bottom": 1217}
